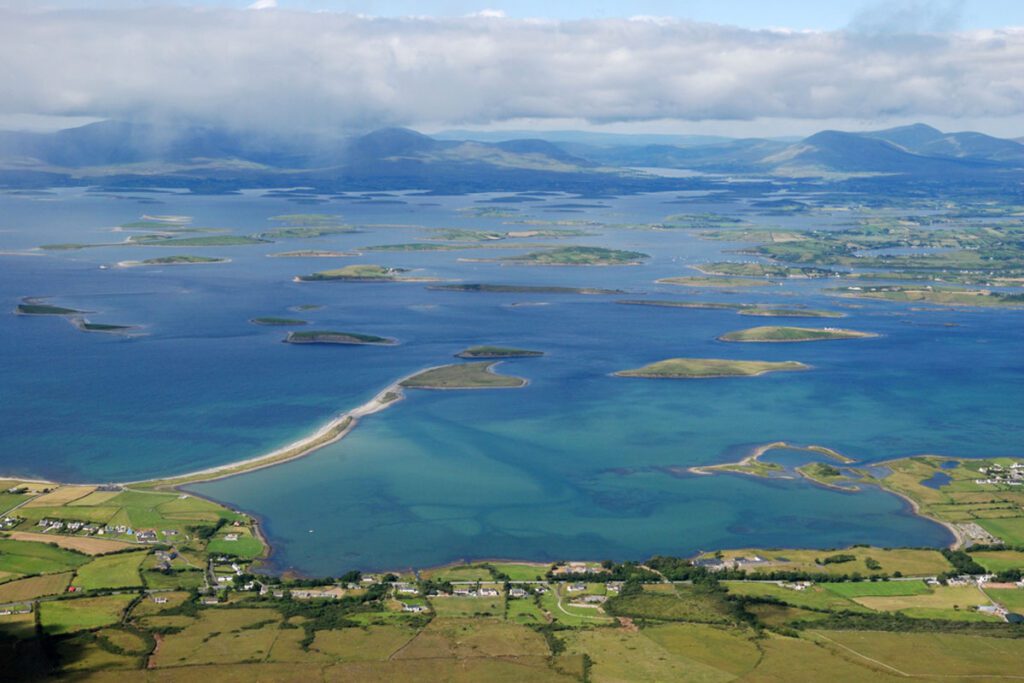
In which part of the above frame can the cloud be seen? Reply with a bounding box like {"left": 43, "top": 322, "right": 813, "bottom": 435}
{"left": 247, "top": 0, "right": 277, "bottom": 9}
{"left": 0, "top": 8, "right": 1020, "bottom": 132}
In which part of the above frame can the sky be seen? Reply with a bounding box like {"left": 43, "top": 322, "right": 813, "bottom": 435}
{"left": 1, "top": 1, "right": 1023, "bottom": 138}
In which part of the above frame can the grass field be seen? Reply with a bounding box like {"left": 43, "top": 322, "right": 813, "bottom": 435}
{"left": 311, "top": 624, "right": 417, "bottom": 661}
{"left": 0, "top": 492, "right": 29, "bottom": 514}
{"left": 984, "top": 587, "right": 1024, "bottom": 612}
{"left": 151, "top": 608, "right": 284, "bottom": 667}
{"left": 40, "top": 594, "right": 136, "bottom": 634}
{"left": 701, "top": 547, "right": 952, "bottom": 577}
{"left": 605, "top": 585, "right": 733, "bottom": 624}
{"left": 853, "top": 584, "right": 991, "bottom": 613}
{"left": 643, "top": 623, "right": 762, "bottom": 677}
{"left": 0, "top": 538, "right": 91, "bottom": 576}
{"left": 505, "top": 597, "right": 548, "bottom": 625}
{"left": 129, "top": 591, "right": 191, "bottom": 617}
{"left": 977, "top": 517, "right": 1024, "bottom": 545}
{"left": 421, "top": 564, "right": 494, "bottom": 581}
{"left": 564, "top": 626, "right": 736, "bottom": 682}
{"left": 723, "top": 581, "right": 867, "bottom": 612}
{"left": 431, "top": 595, "right": 505, "bottom": 618}
{"left": 491, "top": 563, "right": 549, "bottom": 581}
{"left": 823, "top": 579, "right": 931, "bottom": 598}
{"left": 73, "top": 551, "right": 147, "bottom": 590}
{"left": 23, "top": 486, "right": 97, "bottom": 507}
{"left": 812, "top": 630, "right": 1024, "bottom": 677}
{"left": 5, "top": 531, "right": 136, "bottom": 555}
{"left": 0, "top": 572, "right": 72, "bottom": 602}
{"left": 206, "top": 527, "right": 265, "bottom": 559}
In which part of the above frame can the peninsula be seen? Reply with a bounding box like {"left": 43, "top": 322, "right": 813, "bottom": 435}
{"left": 615, "top": 358, "right": 810, "bottom": 379}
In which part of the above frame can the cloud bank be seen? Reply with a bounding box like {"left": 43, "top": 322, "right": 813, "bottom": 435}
{"left": 0, "top": 8, "right": 1021, "bottom": 132}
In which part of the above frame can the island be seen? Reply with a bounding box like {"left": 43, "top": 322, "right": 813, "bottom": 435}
{"left": 70, "top": 319, "right": 139, "bottom": 335}
{"left": 617, "top": 300, "right": 750, "bottom": 311}
{"left": 738, "top": 307, "right": 845, "bottom": 318}
{"left": 117, "top": 255, "right": 228, "bottom": 267}
{"left": 128, "top": 234, "right": 268, "bottom": 247}
{"left": 719, "top": 326, "right": 878, "bottom": 342}
{"left": 269, "top": 250, "right": 358, "bottom": 258}
{"left": 657, "top": 276, "right": 767, "bottom": 287}
{"left": 615, "top": 357, "right": 810, "bottom": 379}
{"left": 256, "top": 225, "right": 356, "bottom": 240}
{"left": 455, "top": 345, "right": 544, "bottom": 359}
{"left": 429, "top": 283, "right": 624, "bottom": 294}
{"left": 497, "top": 246, "right": 648, "bottom": 266}
{"left": 400, "top": 362, "right": 527, "bottom": 389}
{"left": 15, "top": 300, "right": 83, "bottom": 316}
{"left": 284, "top": 330, "right": 396, "bottom": 345}
{"left": 250, "top": 317, "right": 307, "bottom": 326}
{"left": 295, "top": 264, "right": 422, "bottom": 282}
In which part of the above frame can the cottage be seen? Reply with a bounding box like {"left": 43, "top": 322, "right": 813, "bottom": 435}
{"left": 508, "top": 588, "right": 528, "bottom": 598}
{"left": 567, "top": 583, "right": 586, "bottom": 592}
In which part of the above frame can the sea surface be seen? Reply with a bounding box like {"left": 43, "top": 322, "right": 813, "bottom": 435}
{"left": 2, "top": 188, "right": 1021, "bottom": 573}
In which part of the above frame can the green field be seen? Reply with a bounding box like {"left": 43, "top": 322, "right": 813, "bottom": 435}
{"left": 40, "top": 594, "right": 136, "bottom": 635}
{"left": 206, "top": 527, "right": 265, "bottom": 559}
{"left": 0, "top": 572, "right": 72, "bottom": 602}
{"left": 0, "top": 538, "right": 90, "bottom": 576}
{"left": 73, "top": 551, "right": 147, "bottom": 590}
{"left": 976, "top": 517, "right": 1024, "bottom": 545}
{"left": 724, "top": 581, "right": 867, "bottom": 612}
{"left": 969, "top": 550, "right": 1024, "bottom": 573}
{"left": 605, "top": 585, "right": 734, "bottom": 624}
{"left": 719, "top": 326, "right": 876, "bottom": 342}
{"left": 401, "top": 362, "right": 527, "bottom": 389}
{"left": 823, "top": 580, "right": 931, "bottom": 598}
{"left": 615, "top": 357, "right": 810, "bottom": 379}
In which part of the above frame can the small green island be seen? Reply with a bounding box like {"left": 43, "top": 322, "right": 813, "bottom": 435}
{"left": 400, "top": 362, "right": 527, "bottom": 389}
{"left": 118, "top": 255, "right": 228, "bottom": 267}
{"left": 128, "top": 234, "right": 268, "bottom": 247}
{"left": 284, "top": 330, "right": 396, "bottom": 345}
{"left": 16, "top": 302, "right": 83, "bottom": 316}
{"left": 617, "top": 300, "right": 750, "bottom": 311}
{"left": 615, "top": 358, "right": 810, "bottom": 379}
{"left": 738, "top": 307, "right": 845, "bottom": 318}
{"left": 71, "top": 319, "right": 138, "bottom": 334}
{"left": 430, "top": 283, "right": 623, "bottom": 295}
{"left": 269, "top": 250, "right": 357, "bottom": 258}
{"left": 657, "top": 276, "right": 768, "bottom": 288}
{"left": 719, "top": 326, "right": 878, "bottom": 342}
{"left": 499, "top": 246, "right": 649, "bottom": 266}
{"left": 455, "top": 345, "right": 544, "bottom": 359}
{"left": 250, "top": 317, "right": 307, "bottom": 326}
{"left": 257, "top": 225, "right": 356, "bottom": 240}
{"left": 295, "top": 264, "right": 420, "bottom": 282}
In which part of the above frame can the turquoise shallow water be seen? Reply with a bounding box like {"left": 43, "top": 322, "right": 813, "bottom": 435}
{"left": 1, "top": 189, "right": 1020, "bottom": 573}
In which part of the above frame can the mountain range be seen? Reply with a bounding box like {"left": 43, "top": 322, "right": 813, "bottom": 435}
{"left": 0, "top": 121, "right": 1021, "bottom": 191}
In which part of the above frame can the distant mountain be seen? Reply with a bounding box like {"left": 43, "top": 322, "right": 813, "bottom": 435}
{"left": 0, "top": 120, "right": 1021, "bottom": 191}
{"left": 434, "top": 129, "right": 740, "bottom": 147}
{"left": 863, "top": 123, "right": 1024, "bottom": 164}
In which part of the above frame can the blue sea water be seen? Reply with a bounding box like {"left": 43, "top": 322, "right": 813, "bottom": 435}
{"left": 1, "top": 188, "right": 1021, "bottom": 573}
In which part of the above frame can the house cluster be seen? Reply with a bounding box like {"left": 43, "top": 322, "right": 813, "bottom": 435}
{"left": 212, "top": 559, "right": 254, "bottom": 590}
{"left": 401, "top": 602, "right": 427, "bottom": 613}
{"left": 569, "top": 594, "right": 608, "bottom": 607}
{"left": 693, "top": 555, "right": 769, "bottom": 572}
{"left": 450, "top": 586, "right": 501, "bottom": 598}
{"left": 0, "top": 606, "right": 32, "bottom": 616}
{"left": 0, "top": 515, "right": 21, "bottom": 530}
{"left": 551, "top": 562, "right": 610, "bottom": 577}
{"left": 33, "top": 517, "right": 173, "bottom": 542}
{"left": 154, "top": 550, "right": 176, "bottom": 572}
{"left": 975, "top": 463, "right": 1024, "bottom": 486}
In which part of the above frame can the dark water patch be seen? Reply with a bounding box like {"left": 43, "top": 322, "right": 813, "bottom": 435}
{"left": 921, "top": 472, "right": 952, "bottom": 489}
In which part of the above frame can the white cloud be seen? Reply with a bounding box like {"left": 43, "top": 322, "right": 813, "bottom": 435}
{"left": 247, "top": 0, "right": 277, "bottom": 9}
{"left": 0, "top": 9, "right": 1020, "bottom": 133}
